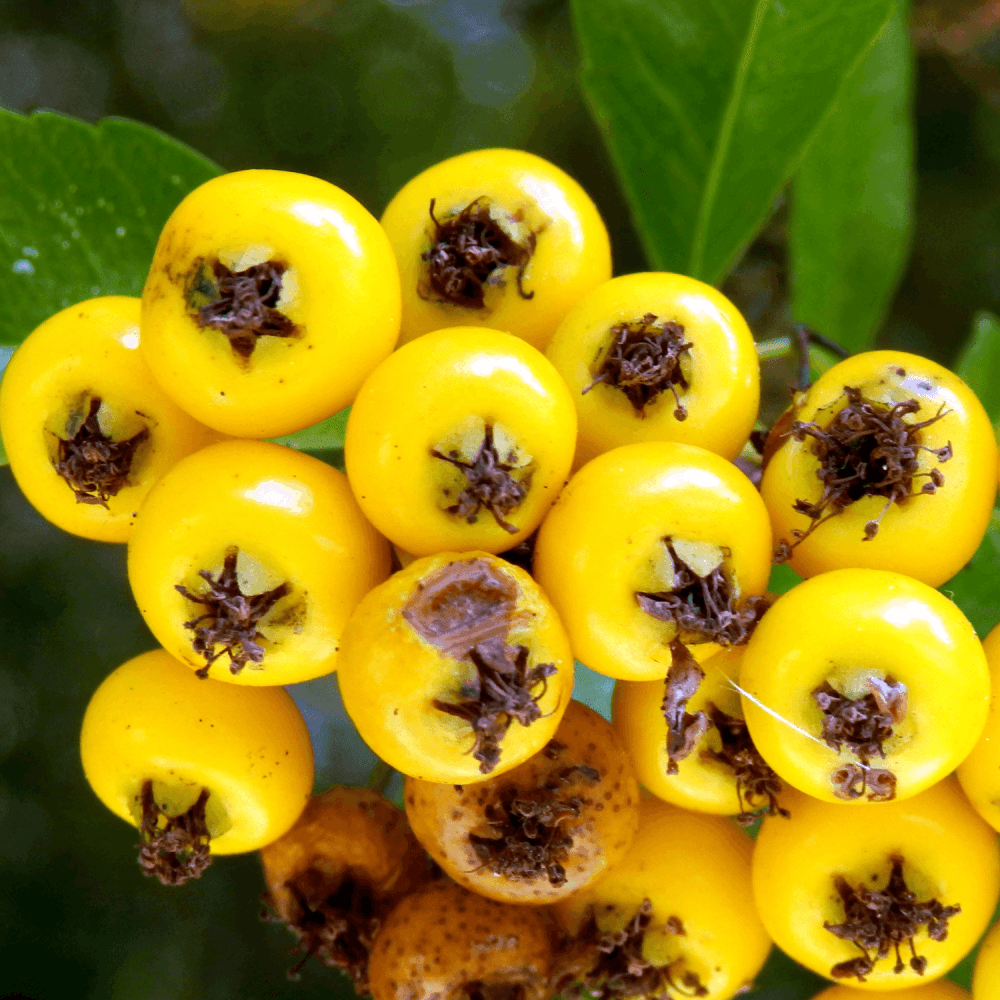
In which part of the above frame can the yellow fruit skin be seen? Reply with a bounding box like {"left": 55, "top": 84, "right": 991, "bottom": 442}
{"left": 0, "top": 296, "right": 220, "bottom": 542}
{"left": 141, "top": 169, "right": 400, "bottom": 437}
{"left": 80, "top": 648, "right": 314, "bottom": 855}
{"left": 812, "top": 981, "right": 969, "bottom": 999}
{"left": 128, "top": 439, "right": 389, "bottom": 685}
{"left": 381, "top": 148, "right": 611, "bottom": 351}
{"left": 614, "top": 645, "right": 774, "bottom": 817}
{"left": 761, "top": 350, "right": 997, "bottom": 587}
{"left": 345, "top": 326, "right": 576, "bottom": 556}
{"left": 337, "top": 551, "right": 573, "bottom": 783}
{"left": 740, "top": 568, "right": 989, "bottom": 805}
{"left": 554, "top": 795, "right": 772, "bottom": 1000}
{"left": 973, "top": 919, "right": 1000, "bottom": 999}
{"left": 958, "top": 623, "right": 1000, "bottom": 832}
{"left": 533, "top": 441, "right": 772, "bottom": 681}
{"left": 753, "top": 779, "right": 1000, "bottom": 990}
{"left": 545, "top": 272, "right": 759, "bottom": 464}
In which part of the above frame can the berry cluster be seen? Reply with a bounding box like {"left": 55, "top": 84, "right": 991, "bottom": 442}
{"left": 3, "top": 147, "right": 1000, "bottom": 1000}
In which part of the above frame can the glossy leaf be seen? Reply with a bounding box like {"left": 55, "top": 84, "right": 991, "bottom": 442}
{"left": 272, "top": 405, "right": 351, "bottom": 466}
{"left": 0, "top": 110, "right": 221, "bottom": 347}
{"left": 572, "top": 0, "right": 899, "bottom": 285}
{"left": 955, "top": 310, "right": 1000, "bottom": 427}
{"left": 942, "top": 507, "right": 1000, "bottom": 639}
{"left": 789, "top": 4, "right": 913, "bottom": 353}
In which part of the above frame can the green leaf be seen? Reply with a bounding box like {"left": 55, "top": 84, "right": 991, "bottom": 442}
{"left": 767, "top": 561, "right": 803, "bottom": 596}
{"left": 572, "top": 0, "right": 898, "bottom": 285}
{"left": 789, "top": 3, "right": 913, "bottom": 353}
{"left": 955, "top": 310, "right": 1000, "bottom": 426}
{"left": 272, "top": 405, "right": 351, "bottom": 452}
{"left": 941, "top": 507, "right": 1000, "bottom": 638}
{"left": 743, "top": 946, "right": 827, "bottom": 997}
{"left": 0, "top": 110, "right": 221, "bottom": 347}
{"left": 272, "top": 405, "right": 350, "bottom": 470}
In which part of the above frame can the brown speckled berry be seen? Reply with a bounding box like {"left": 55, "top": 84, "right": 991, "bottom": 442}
{"left": 405, "top": 700, "right": 639, "bottom": 904}
{"left": 259, "top": 786, "right": 432, "bottom": 989}
{"left": 368, "top": 881, "right": 552, "bottom": 1000}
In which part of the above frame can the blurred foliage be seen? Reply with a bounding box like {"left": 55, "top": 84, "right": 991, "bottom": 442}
{"left": 3, "top": 1, "right": 1000, "bottom": 999}
{"left": 956, "top": 309, "right": 1000, "bottom": 425}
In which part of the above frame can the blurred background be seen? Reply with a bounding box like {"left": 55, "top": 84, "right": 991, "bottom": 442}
{"left": 1, "top": 0, "right": 999, "bottom": 997}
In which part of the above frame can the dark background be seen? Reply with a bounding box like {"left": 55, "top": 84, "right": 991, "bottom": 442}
{"left": 2, "top": 0, "right": 999, "bottom": 997}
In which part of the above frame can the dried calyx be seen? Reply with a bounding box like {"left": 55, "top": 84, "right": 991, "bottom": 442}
{"left": 137, "top": 780, "right": 212, "bottom": 886}
{"left": 824, "top": 854, "right": 961, "bottom": 982}
{"left": 636, "top": 538, "right": 767, "bottom": 648}
{"left": 469, "top": 739, "right": 601, "bottom": 886}
{"left": 583, "top": 313, "right": 693, "bottom": 419}
{"left": 268, "top": 869, "right": 382, "bottom": 990}
{"left": 433, "top": 423, "right": 530, "bottom": 533}
{"left": 813, "top": 675, "right": 907, "bottom": 802}
{"left": 554, "top": 899, "right": 707, "bottom": 1000}
{"left": 403, "top": 559, "right": 555, "bottom": 774}
{"left": 421, "top": 197, "right": 536, "bottom": 308}
{"left": 54, "top": 395, "right": 148, "bottom": 506}
{"left": 175, "top": 546, "right": 290, "bottom": 678}
{"left": 775, "top": 384, "right": 952, "bottom": 560}
{"left": 194, "top": 258, "right": 297, "bottom": 359}
{"left": 700, "top": 704, "right": 787, "bottom": 825}
{"left": 660, "top": 640, "right": 709, "bottom": 775}
{"left": 464, "top": 984, "right": 527, "bottom": 1000}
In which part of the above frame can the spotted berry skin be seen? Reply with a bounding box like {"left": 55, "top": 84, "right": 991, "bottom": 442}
{"left": 368, "top": 881, "right": 552, "bottom": 1000}
{"left": 405, "top": 700, "right": 639, "bottom": 904}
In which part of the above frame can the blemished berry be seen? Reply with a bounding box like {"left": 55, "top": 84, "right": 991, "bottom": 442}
{"left": 337, "top": 550, "right": 573, "bottom": 784}
{"left": 404, "top": 699, "right": 639, "bottom": 905}
{"left": 259, "top": 786, "right": 433, "bottom": 988}
{"left": 367, "top": 880, "right": 553, "bottom": 1000}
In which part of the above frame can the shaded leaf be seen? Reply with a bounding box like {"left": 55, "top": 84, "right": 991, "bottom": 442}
{"left": 572, "top": 660, "right": 615, "bottom": 721}
{"left": 272, "top": 405, "right": 350, "bottom": 455}
{"left": 941, "top": 507, "right": 1000, "bottom": 638}
{"left": 0, "top": 110, "right": 221, "bottom": 347}
{"left": 955, "top": 310, "right": 1000, "bottom": 426}
{"left": 767, "top": 561, "right": 803, "bottom": 597}
{"left": 572, "top": 0, "right": 898, "bottom": 285}
{"left": 790, "top": 4, "right": 913, "bottom": 353}
{"left": 742, "top": 946, "right": 827, "bottom": 996}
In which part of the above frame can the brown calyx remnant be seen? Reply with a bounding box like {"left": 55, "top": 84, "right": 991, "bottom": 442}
{"left": 583, "top": 313, "right": 693, "bottom": 419}
{"left": 175, "top": 546, "right": 290, "bottom": 678}
{"left": 660, "top": 640, "right": 709, "bottom": 775}
{"left": 403, "top": 558, "right": 555, "bottom": 774}
{"left": 421, "top": 197, "right": 536, "bottom": 308}
{"left": 813, "top": 676, "right": 907, "bottom": 803}
{"left": 195, "top": 259, "right": 297, "bottom": 359}
{"left": 137, "top": 780, "right": 212, "bottom": 886}
{"left": 554, "top": 900, "right": 707, "bottom": 1000}
{"left": 469, "top": 740, "right": 601, "bottom": 886}
{"left": 775, "top": 386, "right": 952, "bottom": 561}
{"left": 269, "top": 869, "right": 382, "bottom": 990}
{"left": 824, "top": 854, "right": 961, "bottom": 982}
{"left": 54, "top": 395, "right": 149, "bottom": 506}
{"left": 465, "top": 984, "right": 527, "bottom": 1000}
{"left": 432, "top": 424, "right": 529, "bottom": 533}
{"left": 700, "top": 704, "right": 787, "bottom": 826}
{"left": 636, "top": 539, "right": 768, "bottom": 648}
